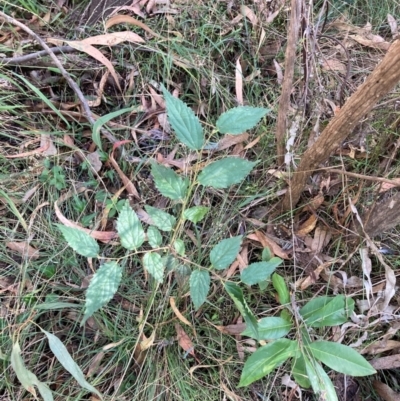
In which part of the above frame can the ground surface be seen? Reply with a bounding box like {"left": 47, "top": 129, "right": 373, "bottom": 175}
{"left": 1, "top": 0, "right": 400, "bottom": 400}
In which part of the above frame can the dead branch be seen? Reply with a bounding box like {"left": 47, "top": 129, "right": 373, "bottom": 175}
{"left": 280, "top": 39, "right": 400, "bottom": 212}
{"left": 275, "top": 0, "right": 301, "bottom": 165}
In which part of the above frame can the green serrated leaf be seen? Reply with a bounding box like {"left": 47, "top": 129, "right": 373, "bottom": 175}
{"left": 82, "top": 261, "right": 122, "bottom": 325}
{"left": 162, "top": 86, "right": 204, "bottom": 150}
{"left": 174, "top": 239, "right": 185, "bottom": 256}
{"left": 238, "top": 339, "right": 298, "bottom": 387}
{"left": 261, "top": 247, "right": 273, "bottom": 262}
{"left": 304, "top": 356, "right": 338, "bottom": 401}
{"left": 92, "top": 107, "right": 133, "bottom": 151}
{"left": 183, "top": 206, "right": 209, "bottom": 223}
{"left": 225, "top": 282, "right": 258, "bottom": 339}
{"left": 241, "top": 258, "right": 282, "bottom": 285}
{"left": 143, "top": 252, "right": 164, "bottom": 283}
{"left": 272, "top": 273, "right": 290, "bottom": 305}
{"left": 190, "top": 270, "right": 210, "bottom": 310}
{"left": 57, "top": 225, "right": 99, "bottom": 258}
{"left": 116, "top": 200, "right": 145, "bottom": 250}
{"left": 198, "top": 157, "right": 256, "bottom": 189}
{"left": 151, "top": 162, "right": 189, "bottom": 200}
{"left": 147, "top": 226, "right": 162, "bottom": 248}
{"left": 216, "top": 106, "right": 269, "bottom": 134}
{"left": 41, "top": 330, "right": 102, "bottom": 399}
{"left": 299, "top": 295, "right": 355, "bottom": 327}
{"left": 210, "top": 236, "right": 242, "bottom": 270}
{"left": 292, "top": 354, "right": 311, "bottom": 388}
{"left": 11, "top": 342, "right": 54, "bottom": 401}
{"left": 145, "top": 205, "right": 176, "bottom": 232}
{"left": 306, "top": 341, "right": 376, "bottom": 376}
{"left": 242, "top": 316, "right": 292, "bottom": 340}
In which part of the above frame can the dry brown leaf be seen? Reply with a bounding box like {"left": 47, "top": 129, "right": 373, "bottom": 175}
{"left": 6, "top": 241, "right": 40, "bottom": 259}
{"left": 247, "top": 231, "right": 291, "bottom": 259}
{"left": 217, "top": 133, "right": 249, "bottom": 151}
{"left": 273, "top": 59, "right": 283, "bottom": 85}
{"left": 40, "top": 134, "right": 57, "bottom": 156}
{"left": 370, "top": 354, "right": 400, "bottom": 370}
{"left": 235, "top": 57, "right": 243, "bottom": 105}
{"left": 243, "top": 136, "right": 260, "bottom": 150}
{"left": 102, "top": 339, "right": 125, "bottom": 351}
{"left": 175, "top": 323, "right": 200, "bottom": 362}
{"left": 373, "top": 380, "right": 400, "bottom": 401}
{"left": 295, "top": 263, "right": 326, "bottom": 290}
{"left": 240, "top": 5, "right": 258, "bottom": 26}
{"left": 363, "top": 340, "right": 400, "bottom": 355}
{"left": 87, "top": 71, "right": 109, "bottom": 108}
{"left": 86, "top": 352, "right": 105, "bottom": 377}
{"left": 105, "top": 15, "right": 162, "bottom": 39}
{"left": 22, "top": 186, "right": 39, "bottom": 203}
{"left": 86, "top": 151, "right": 102, "bottom": 173}
{"left": 109, "top": 141, "right": 140, "bottom": 200}
{"left": 81, "top": 31, "right": 145, "bottom": 46}
{"left": 311, "top": 227, "right": 331, "bottom": 253}
{"left": 140, "top": 330, "right": 155, "bottom": 351}
{"left": 349, "top": 34, "right": 391, "bottom": 50}
{"left": 148, "top": 86, "right": 165, "bottom": 108}
{"left": 216, "top": 323, "right": 247, "bottom": 336}
{"left": 65, "top": 40, "right": 122, "bottom": 92}
{"left": 54, "top": 201, "right": 117, "bottom": 242}
{"left": 379, "top": 178, "right": 400, "bottom": 193}
{"left": 282, "top": 374, "right": 302, "bottom": 399}
{"left": 63, "top": 134, "right": 74, "bottom": 146}
{"left": 296, "top": 214, "right": 317, "bottom": 236}
{"left": 170, "top": 297, "right": 192, "bottom": 327}
{"left": 321, "top": 58, "right": 347, "bottom": 74}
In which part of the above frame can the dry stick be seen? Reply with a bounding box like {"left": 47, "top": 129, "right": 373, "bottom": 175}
{"left": 275, "top": 0, "right": 301, "bottom": 165}
{"left": 326, "top": 168, "right": 400, "bottom": 187}
{"left": 280, "top": 39, "right": 400, "bottom": 212}
{"left": 0, "top": 11, "right": 116, "bottom": 144}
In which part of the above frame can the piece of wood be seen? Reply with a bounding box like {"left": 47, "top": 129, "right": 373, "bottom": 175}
{"left": 280, "top": 39, "right": 400, "bottom": 212}
{"left": 275, "top": 0, "right": 301, "bottom": 165}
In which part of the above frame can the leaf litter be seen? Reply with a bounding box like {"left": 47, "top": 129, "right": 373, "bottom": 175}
{"left": 2, "top": 1, "right": 400, "bottom": 400}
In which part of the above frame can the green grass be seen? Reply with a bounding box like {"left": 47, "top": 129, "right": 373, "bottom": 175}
{"left": 1, "top": 0, "right": 400, "bottom": 399}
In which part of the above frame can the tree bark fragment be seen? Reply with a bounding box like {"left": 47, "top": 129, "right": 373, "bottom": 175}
{"left": 280, "top": 39, "right": 400, "bottom": 212}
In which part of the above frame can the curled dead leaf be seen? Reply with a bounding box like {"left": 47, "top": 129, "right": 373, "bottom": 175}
{"left": 170, "top": 297, "right": 192, "bottom": 327}
{"left": 54, "top": 201, "right": 117, "bottom": 242}
{"left": 296, "top": 214, "right": 317, "bottom": 236}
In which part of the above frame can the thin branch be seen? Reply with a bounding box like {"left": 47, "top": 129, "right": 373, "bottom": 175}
{"left": 326, "top": 168, "right": 400, "bottom": 187}
{"left": 0, "top": 11, "right": 116, "bottom": 144}
{"left": 0, "top": 45, "right": 76, "bottom": 64}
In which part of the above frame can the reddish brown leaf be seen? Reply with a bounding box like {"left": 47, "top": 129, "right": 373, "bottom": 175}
{"left": 247, "top": 231, "right": 291, "bottom": 259}
{"left": 373, "top": 380, "right": 400, "bottom": 401}
{"left": 54, "top": 201, "right": 117, "bottom": 242}
{"left": 175, "top": 323, "right": 199, "bottom": 362}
